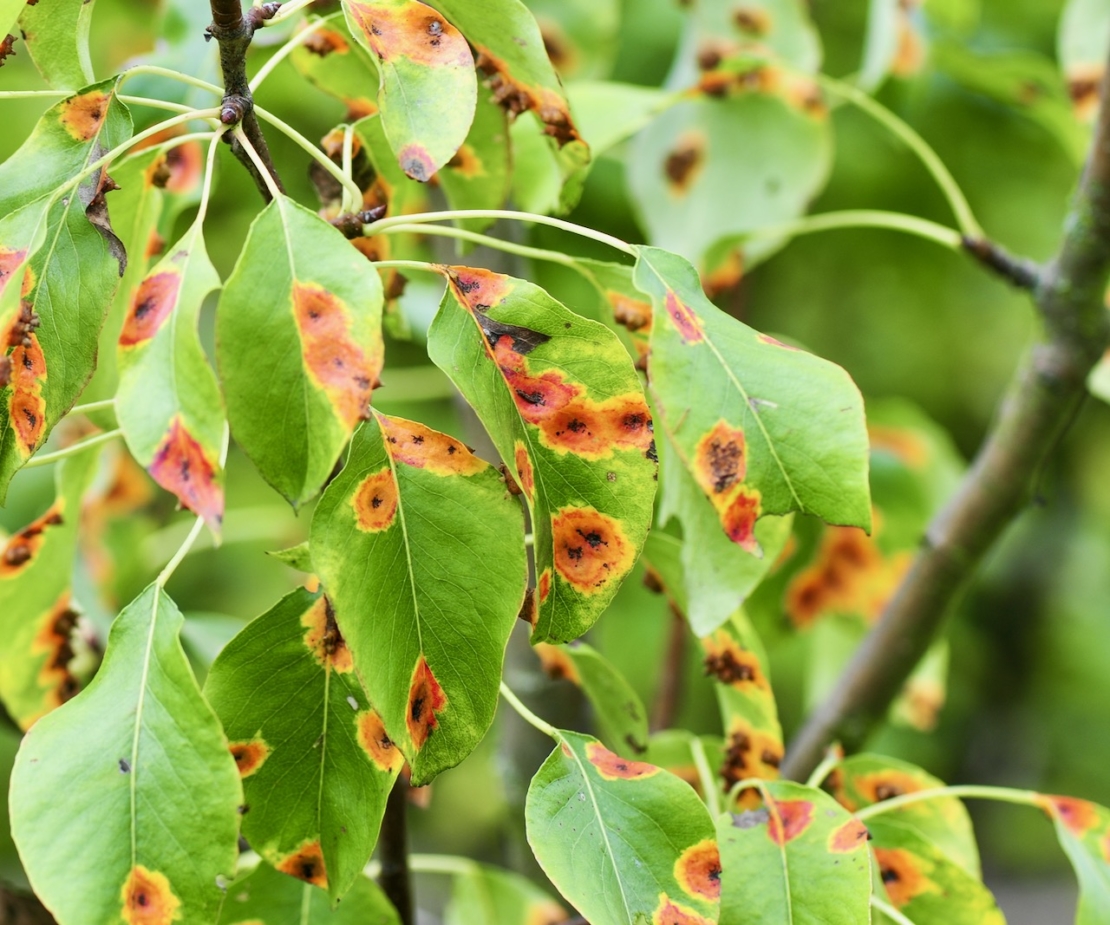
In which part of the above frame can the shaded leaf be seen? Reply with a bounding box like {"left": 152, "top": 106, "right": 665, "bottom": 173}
{"left": 267, "top": 541, "right": 314, "bottom": 573}
{"left": 1059, "top": 0, "right": 1110, "bottom": 122}
{"left": 17, "top": 0, "right": 96, "bottom": 89}
{"left": 641, "top": 730, "right": 726, "bottom": 804}
{"left": 437, "top": 89, "right": 512, "bottom": 233}
{"left": 526, "top": 729, "right": 719, "bottom": 925}
{"left": 216, "top": 194, "right": 384, "bottom": 507}
{"left": 509, "top": 112, "right": 589, "bottom": 216}
{"left": 205, "top": 587, "right": 398, "bottom": 901}
{"left": 1037, "top": 794, "right": 1110, "bottom": 925}
{"left": 860, "top": 0, "right": 928, "bottom": 90}
{"left": 568, "top": 81, "right": 675, "bottom": 158}
{"left": 10, "top": 585, "right": 242, "bottom": 925}
{"left": 291, "top": 13, "right": 382, "bottom": 120}
{"left": 1090, "top": 350, "right": 1110, "bottom": 405}
{"left": 443, "top": 862, "right": 567, "bottom": 925}
{"left": 427, "top": 266, "right": 657, "bottom": 643}
{"left": 522, "top": 0, "right": 621, "bottom": 81}
{"left": 311, "top": 412, "right": 527, "bottom": 784}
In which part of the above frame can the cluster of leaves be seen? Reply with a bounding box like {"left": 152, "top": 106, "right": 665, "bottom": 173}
{"left": 2, "top": 0, "right": 1110, "bottom": 923}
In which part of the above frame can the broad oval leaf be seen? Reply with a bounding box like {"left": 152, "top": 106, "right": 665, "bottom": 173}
{"left": 526, "top": 730, "right": 719, "bottom": 925}
{"left": 444, "top": 862, "right": 567, "bottom": 925}
{"left": 1037, "top": 794, "right": 1110, "bottom": 925}
{"left": 343, "top": 0, "right": 478, "bottom": 180}
{"left": 10, "top": 585, "right": 242, "bottom": 925}
{"left": 717, "top": 780, "right": 871, "bottom": 925}
{"left": 205, "top": 587, "right": 399, "bottom": 901}
{"left": 523, "top": 0, "right": 621, "bottom": 81}
{"left": 311, "top": 412, "right": 527, "bottom": 784}
{"left": 116, "top": 222, "right": 226, "bottom": 534}
{"left": 216, "top": 194, "right": 384, "bottom": 508}
{"left": 291, "top": 13, "right": 381, "bottom": 120}
{"left": 427, "top": 266, "right": 657, "bottom": 644}
{"left": 17, "top": 0, "right": 96, "bottom": 89}
{"left": 633, "top": 246, "right": 871, "bottom": 552}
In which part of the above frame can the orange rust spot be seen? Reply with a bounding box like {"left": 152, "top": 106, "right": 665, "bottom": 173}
{"left": 609, "top": 291, "right": 652, "bottom": 333}
{"left": 407, "top": 655, "right": 447, "bottom": 750}
{"left": 120, "top": 272, "right": 181, "bottom": 347}
{"left": 0, "top": 500, "right": 62, "bottom": 579}
{"left": 148, "top": 417, "right": 224, "bottom": 531}
{"left": 674, "top": 840, "right": 721, "bottom": 902}
{"left": 534, "top": 642, "right": 580, "bottom": 684}
{"left": 446, "top": 143, "right": 485, "bottom": 179}
{"left": 0, "top": 248, "right": 28, "bottom": 300}
{"left": 538, "top": 393, "right": 655, "bottom": 460}
{"left": 276, "top": 840, "right": 328, "bottom": 888}
{"left": 874, "top": 847, "right": 937, "bottom": 908}
{"left": 551, "top": 506, "right": 634, "bottom": 595}
{"left": 514, "top": 442, "right": 535, "bottom": 499}
{"left": 702, "top": 630, "right": 770, "bottom": 693}
{"left": 292, "top": 281, "right": 379, "bottom": 430}
{"left": 493, "top": 336, "right": 581, "bottom": 423}
{"left": 8, "top": 335, "right": 46, "bottom": 455}
{"left": 664, "top": 132, "right": 706, "bottom": 195}
{"left": 1069, "top": 63, "right": 1105, "bottom": 122}
{"left": 869, "top": 424, "right": 929, "bottom": 469}
{"left": 897, "top": 676, "right": 945, "bottom": 732}
{"left": 145, "top": 231, "right": 165, "bottom": 260}
{"left": 380, "top": 415, "right": 485, "bottom": 476}
{"left": 303, "top": 24, "right": 350, "bottom": 55}
{"left": 721, "top": 719, "right": 781, "bottom": 788}
{"left": 692, "top": 421, "right": 762, "bottom": 552}
{"left": 229, "top": 739, "right": 270, "bottom": 778}
{"left": 120, "top": 865, "right": 181, "bottom": 925}
{"left": 525, "top": 899, "right": 569, "bottom": 925}
{"left": 652, "top": 894, "right": 714, "bottom": 925}
{"left": 1038, "top": 795, "right": 1101, "bottom": 836}
{"left": 474, "top": 48, "right": 581, "bottom": 148}
{"left": 703, "top": 250, "right": 744, "bottom": 300}
{"left": 351, "top": 468, "right": 398, "bottom": 532}
{"left": 720, "top": 488, "right": 761, "bottom": 552}
{"left": 301, "top": 596, "right": 354, "bottom": 672}
{"left": 585, "top": 742, "right": 659, "bottom": 781}
{"left": 445, "top": 266, "right": 515, "bottom": 312}
{"left": 828, "top": 818, "right": 870, "bottom": 853}
{"left": 755, "top": 333, "right": 799, "bottom": 350}
{"left": 891, "top": 13, "right": 925, "bottom": 78}
{"left": 30, "top": 592, "right": 81, "bottom": 717}
{"left": 537, "top": 568, "right": 552, "bottom": 603}
{"left": 163, "top": 141, "right": 203, "bottom": 195}
{"left": 59, "top": 90, "right": 109, "bottom": 142}
{"left": 663, "top": 291, "right": 704, "bottom": 344}
{"left": 346, "top": 0, "right": 473, "bottom": 70}
{"left": 844, "top": 770, "right": 927, "bottom": 810}
{"left": 766, "top": 799, "right": 814, "bottom": 846}
{"left": 356, "top": 709, "right": 404, "bottom": 773}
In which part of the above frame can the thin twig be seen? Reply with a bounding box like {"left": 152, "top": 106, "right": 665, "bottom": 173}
{"left": 961, "top": 235, "right": 1042, "bottom": 290}
{"left": 379, "top": 777, "right": 415, "bottom": 925}
{"left": 650, "top": 603, "right": 687, "bottom": 732}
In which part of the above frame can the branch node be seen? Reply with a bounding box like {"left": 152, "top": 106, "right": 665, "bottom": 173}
{"left": 220, "top": 94, "right": 251, "bottom": 126}
{"left": 248, "top": 2, "right": 282, "bottom": 28}
{"left": 961, "top": 235, "right": 1042, "bottom": 291}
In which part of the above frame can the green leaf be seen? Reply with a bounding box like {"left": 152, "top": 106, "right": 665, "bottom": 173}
{"left": 291, "top": 13, "right": 382, "bottom": 120}
{"left": 205, "top": 587, "right": 399, "bottom": 901}
{"left": 533, "top": 640, "right": 649, "bottom": 755}
{"left": 867, "top": 817, "right": 1005, "bottom": 925}
{"left": 526, "top": 729, "right": 719, "bottom": 925}
{"left": 1038, "top": 795, "right": 1110, "bottom": 925}
{"left": 1059, "top": 0, "right": 1110, "bottom": 122}
{"left": 508, "top": 112, "right": 589, "bottom": 216}
{"left": 311, "top": 412, "right": 527, "bottom": 784}
{"left": 633, "top": 246, "right": 872, "bottom": 552}
{"left": 0, "top": 444, "right": 99, "bottom": 729}
{"left": 717, "top": 780, "right": 872, "bottom": 925}
{"left": 343, "top": 0, "right": 478, "bottom": 180}
{"left": 567, "top": 81, "right": 675, "bottom": 158}
{"left": 437, "top": 89, "right": 512, "bottom": 233}
{"left": 267, "top": 541, "right": 315, "bottom": 573}
{"left": 1090, "top": 351, "right": 1110, "bottom": 404}
{"left": 0, "top": 0, "right": 23, "bottom": 45}
{"left": 678, "top": 0, "right": 823, "bottom": 78}
{"left": 0, "top": 198, "right": 51, "bottom": 344}
{"left": 443, "top": 862, "right": 567, "bottom": 925}
{"left": 218, "top": 861, "right": 400, "bottom": 924}
{"left": 521, "top": 0, "right": 620, "bottom": 81}
{"left": 0, "top": 724, "right": 26, "bottom": 889}
{"left": 216, "top": 194, "right": 384, "bottom": 508}
{"left": 17, "top": 0, "right": 96, "bottom": 89}
{"left": 427, "top": 266, "right": 658, "bottom": 643}
{"left": 641, "top": 730, "right": 725, "bottom": 805}
{"left": 10, "top": 585, "right": 242, "bottom": 925}
{"left": 116, "top": 222, "right": 226, "bottom": 534}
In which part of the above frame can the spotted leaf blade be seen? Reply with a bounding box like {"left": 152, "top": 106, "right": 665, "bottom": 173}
{"left": 0, "top": 199, "right": 51, "bottom": 350}
{"left": 427, "top": 267, "right": 657, "bottom": 644}
{"left": 218, "top": 860, "right": 400, "bottom": 924}
{"left": 0, "top": 444, "right": 99, "bottom": 729}
{"left": 205, "top": 588, "right": 399, "bottom": 902}
{"left": 216, "top": 195, "right": 384, "bottom": 508}
{"left": 634, "top": 246, "right": 871, "bottom": 551}
{"left": 312, "top": 412, "right": 527, "bottom": 784}
{"left": 116, "top": 223, "right": 226, "bottom": 534}
{"left": 1038, "top": 795, "right": 1110, "bottom": 925}
{"left": 10, "top": 585, "right": 242, "bottom": 925}
{"left": 443, "top": 863, "right": 567, "bottom": 925}
{"left": 291, "top": 13, "right": 382, "bottom": 120}
{"left": 717, "top": 780, "right": 871, "bottom": 925}
{"left": 343, "top": 0, "right": 477, "bottom": 180}
{"left": 437, "top": 89, "right": 512, "bottom": 233}
{"left": 17, "top": 0, "right": 96, "bottom": 89}
{"left": 526, "top": 730, "right": 719, "bottom": 925}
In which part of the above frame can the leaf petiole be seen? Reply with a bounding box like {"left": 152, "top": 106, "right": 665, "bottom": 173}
{"left": 374, "top": 223, "right": 580, "bottom": 267}
{"left": 233, "top": 126, "right": 283, "bottom": 201}
{"left": 745, "top": 210, "right": 962, "bottom": 250}
{"left": 69, "top": 399, "right": 117, "bottom": 417}
{"left": 690, "top": 736, "right": 722, "bottom": 818}
{"left": 804, "top": 749, "right": 843, "bottom": 789}
{"left": 852, "top": 784, "right": 1040, "bottom": 822}
{"left": 871, "top": 894, "right": 916, "bottom": 925}
{"left": 499, "top": 681, "right": 557, "bottom": 738}
{"left": 249, "top": 17, "right": 330, "bottom": 93}
{"left": 24, "top": 429, "right": 122, "bottom": 469}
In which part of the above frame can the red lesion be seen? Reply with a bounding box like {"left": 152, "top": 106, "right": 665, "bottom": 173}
{"left": 721, "top": 719, "right": 782, "bottom": 789}
{"left": 276, "top": 840, "right": 328, "bottom": 888}
{"left": 585, "top": 742, "right": 659, "bottom": 781}
{"left": 380, "top": 415, "right": 485, "bottom": 476}
{"left": 292, "top": 282, "right": 380, "bottom": 430}
{"left": 514, "top": 442, "right": 535, "bottom": 499}
{"left": 551, "top": 507, "right": 634, "bottom": 595}
{"left": 869, "top": 424, "right": 929, "bottom": 469}
{"left": 1038, "top": 795, "right": 1101, "bottom": 837}
{"left": 121, "top": 272, "right": 180, "bottom": 347}
{"left": 346, "top": 0, "right": 473, "bottom": 69}
{"left": 357, "top": 708, "right": 404, "bottom": 773}
{"left": 664, "top": 291, "right": 704, "bottom": 344}
{"left": 397, "top": 143, "right": 438, "bottom": 183}
{"left": 721, "top": 488, "right": 762, "bottom": 552}
{"left": 652, "top": 894, "right": 714, "bottom": 925}
{"left": 0, "top": 247, "right": 27, "bottom": 299}
{"left": 120, "top": 865, "right": 181, "bottom": 925}
{"left": 8, "top": 335, "right": 47, "bottom": 455}
{"left": 874, "top": 848, "right": 937, "bottom": 908}
{"left": 766, "top": 799, "right": 814, "bottom": 847}
{"left": 828, "top": 818, "right": 869, "bottom": 853}
{"left": 691, "top": 421, "right": 762, "bottom": 553}
{"left": 0, "top": 499, "right": 62, "bottom": 579}
{"left": 351, "top": 468, "right": 398, "bottom": 532}
{"left": 59, "top": 90, "right": 110, "bottom": 142}
{"left": 30, "top": 593, "right": 81, "bottom": 718}
{"left": 148, "top": 416, "right": 224, "bottom": 532}
{"left": 538, "top": 393, "right": 654, "bottom": 460}
{"left": 494, "top": 337, "right": 581, "bottom": 424}
{"left": 445, "top": 266, "right": 515, "bottom": 312}
{"left": 301, "top": 596, "right": 354, "bottom": 673}
{"left": 228, "top": 739, "right": 270, "bottom": 778}
{"left": 674, "top": 840, "right": 721, "bottom": 902}
{"left": 702, "top": 630, "right": 770, "bottom": 693}
{"left": 407, "top": 655, "right": 448, "bottom": 750}
{"left": 537, "top": 568, "right": 552, "bottom": 603}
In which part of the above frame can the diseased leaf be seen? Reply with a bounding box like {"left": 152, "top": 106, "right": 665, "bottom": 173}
{"left": 0, "top": 199, "right": 51, "bottom": 350}
{"left": 343, "top": 0, "right": 478, "bottom": 180}
{"left": 641, "top": 730, "right": 726, "bottom": 804}
{"left": 522, "top": 0, "right": 620, "bottom": 81}
{"left": 437, "top": 89, "right": 512, "bottom": 233}
{"left": 291, "top": 13, "right": 382, "bottom": 120}
{"left": 860, "top": 0, "right": 928, "bottom": 90}
{"left": 116, "top": 222, "right": 226, "bottom": 534}
{"left": 533, "top": 640, "right": 649, "bottom": 756}
{"left": 567, "top": 81, "right": 675, "bottom": 158}
{"left": 205, "top": 587, "right": 399, "bottom": 901}
{"left": 216, "top": 194, "right": 384, "bottom": 508}
{"left": 633, "top": 246, "right": 872, "bottom": 552}
{"left": 717, "top": 780, "right": 871, "bottom": 925}
{"left": 443, "top": 862, "right": 567, "bottom": 925}
{"left": 268, "top": 541, "right": 314, "bottom": 573}
{"left": 17, "top": 0, "right": 96, "bottom": 89}
{"left": 1037, "top": 794, "right": 1110, "bottom": 925}
{"left": 427, "top": 266, "right": 657, "bottom": 643}
{"left": 0, "top": 444, "right": 99, "bottom": 729}
{"left": 526, "top": 729, "right": 719, "bottom": 925}
{"left": 311, "top": 412, "right": 527, "bottom": 784}
{"left": 10, "top": 585, "right": 242, "bottom": 925}
{"left": 218, "top": 861, "right": 400, "bottom": 924}
{"left": 1059, "top": 0, "right": 1110, "bottom": 122}
{"left": 508, "top": 111, "right": 589, "bottom": 216}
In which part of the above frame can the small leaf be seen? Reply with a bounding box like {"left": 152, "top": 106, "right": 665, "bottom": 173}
{"left": 717, "top": 780, "right": 871, "bottom": 925}
{"left": 444, "top": 862, "right": 567, "bottom": 925}
{"left": 428, "top": 266, "right": 657, "bottom": 643}
{"left": 216, "top": 194, "right": 384, "bottom": 508}
{"left": 526, "top": 730, "right": 719, "bottom": 925}
{"left": 17, "top": 0, "right": 96, "bottom": 89}
{"left": 268, "top": 541, "right": 314, "bottom": 573}
{"left": 311, "top": 412, "right": 527, "bottom": 784}
{"left": 205, "top": 587, "right": 398, "bottom": 901}
{"left": 1037, "top": 794, "right": 1110, "bottom": 925}
{"left": 343, "top": 0, "right": 478, "bottom": 180}
{"left": 10, "top": 585, "right": 242, "bottom": 925}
